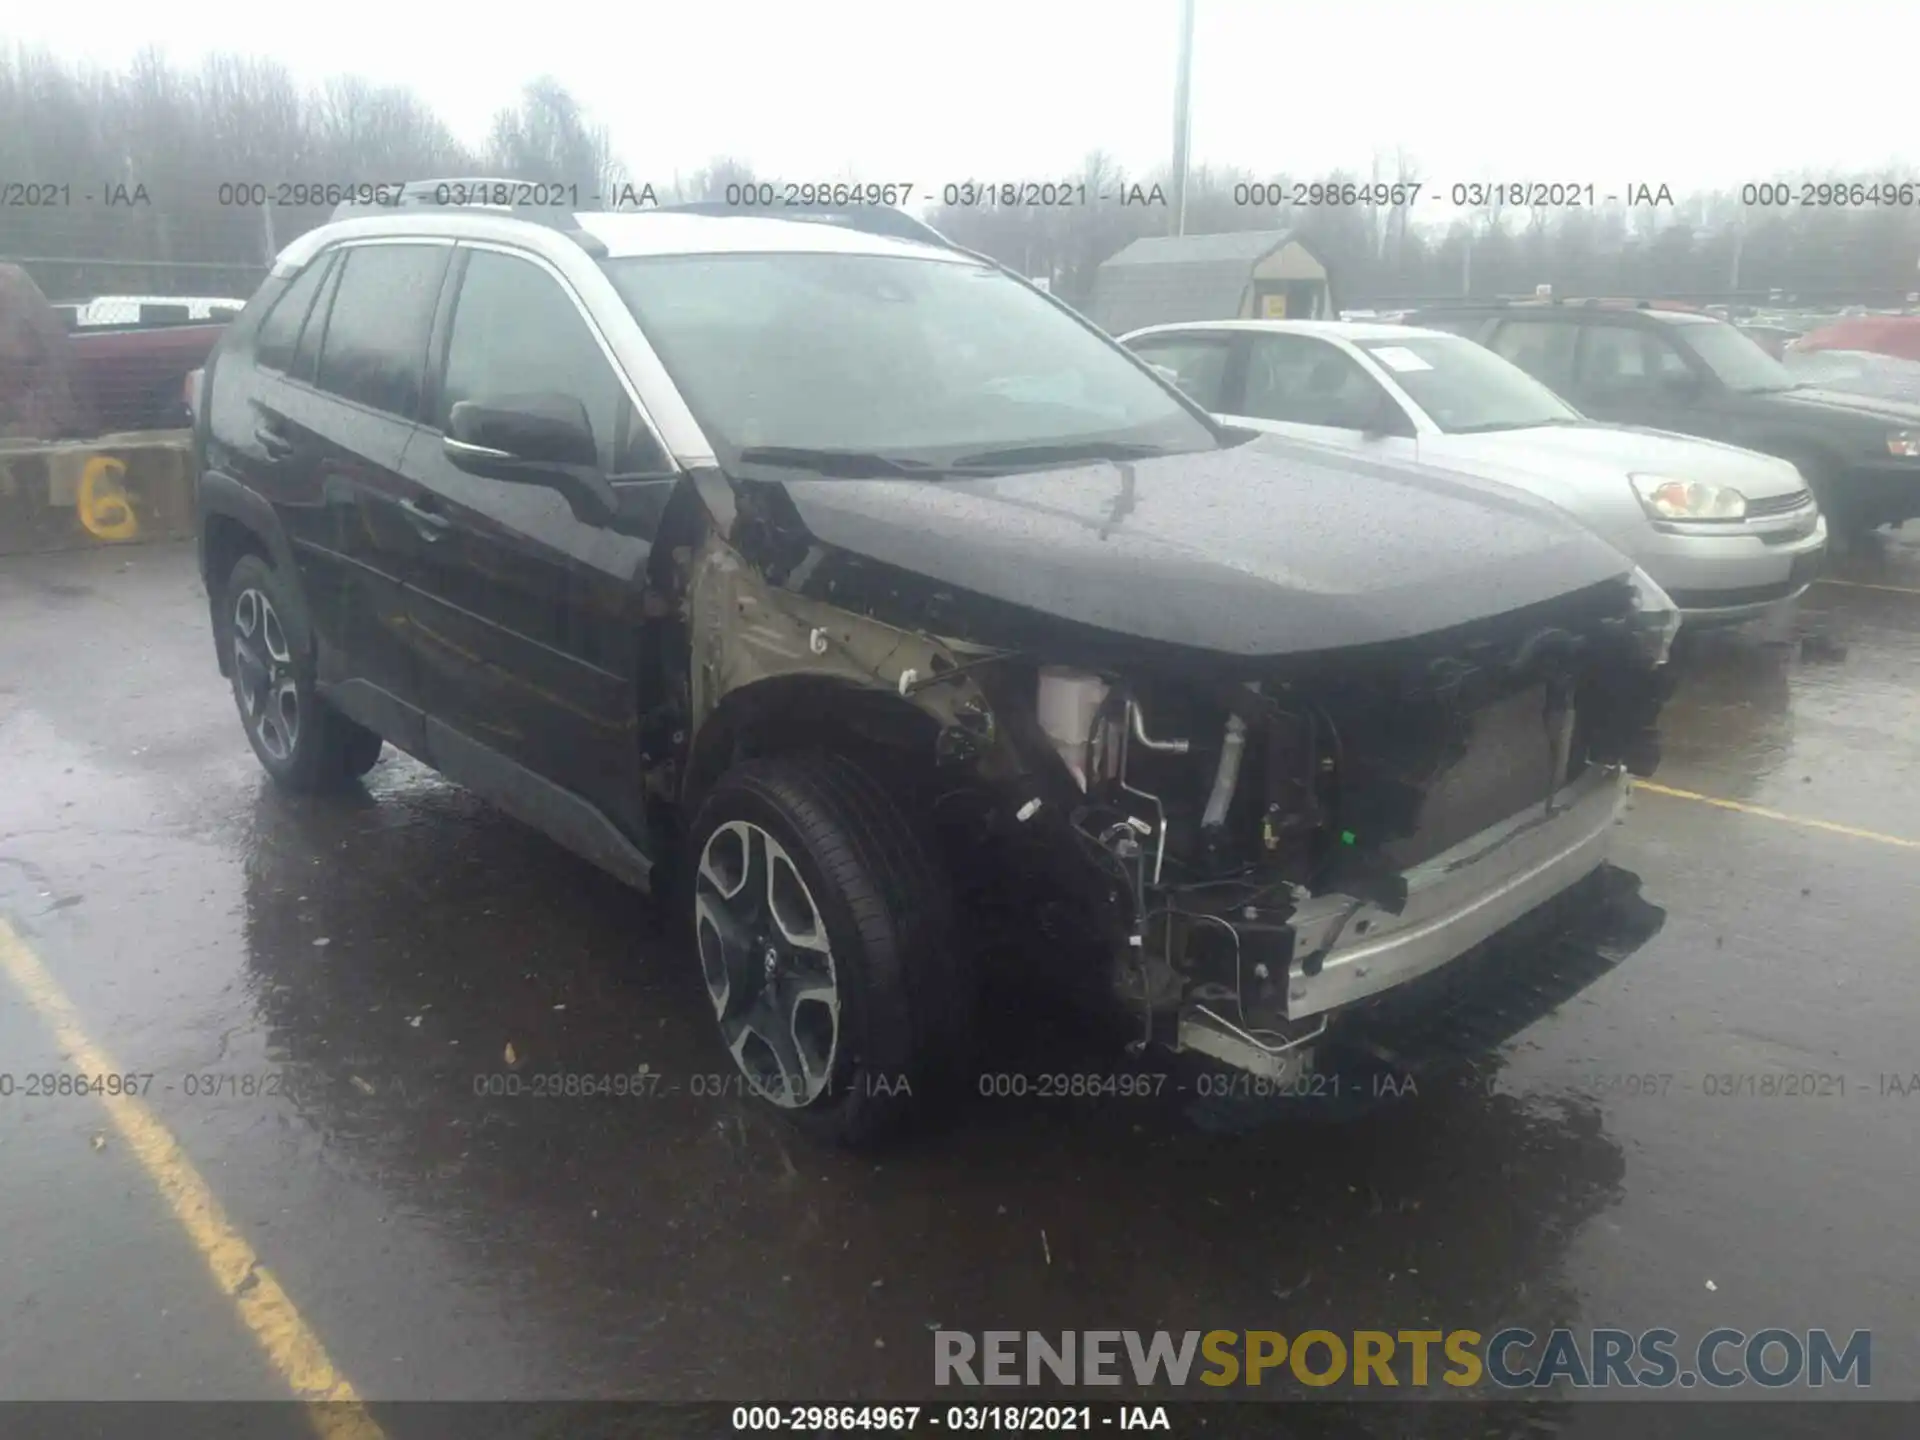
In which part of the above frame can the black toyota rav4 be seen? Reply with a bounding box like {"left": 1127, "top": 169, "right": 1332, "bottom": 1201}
{"left": 194, "top": 185, "right": 1677, "bottom": 1146}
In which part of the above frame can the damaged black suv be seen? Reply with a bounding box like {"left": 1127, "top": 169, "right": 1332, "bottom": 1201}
{"left": 193, "top": 185, "right": 1678, "bottom": 1146}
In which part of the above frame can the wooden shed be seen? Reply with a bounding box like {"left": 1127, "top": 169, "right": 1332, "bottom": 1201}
{"left": 1085, "top": 231, "right": 1335, "bottom": 334}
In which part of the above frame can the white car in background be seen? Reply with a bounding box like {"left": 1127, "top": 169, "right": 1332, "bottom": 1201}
{"left": 1122, "top": 319, "right": 1828, "bottom": 625}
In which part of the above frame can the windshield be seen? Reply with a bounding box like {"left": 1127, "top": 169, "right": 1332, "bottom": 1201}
{"left": 1671, "top": 320, "right": 1798, "bottom": 392}
{"left": 601, "top": 252, "right": 1219, "bottom": 468}
{"left": 1356, "top": 334, "right": 1582, "bottom": 433}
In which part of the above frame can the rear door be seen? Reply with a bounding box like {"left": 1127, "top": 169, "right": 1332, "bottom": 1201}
{"left": 253, "top": 239, "right": 450, "bottom": 753}
{"left": 399, "top": 242, "right": 678, "bottom": 837}
{"left": 1220, "top": 333, "right": 1417, "bottom": 456}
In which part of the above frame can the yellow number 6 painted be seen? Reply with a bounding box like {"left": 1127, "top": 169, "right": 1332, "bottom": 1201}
{"left": 77, "top": 455, "right": 140, "bottom": 541}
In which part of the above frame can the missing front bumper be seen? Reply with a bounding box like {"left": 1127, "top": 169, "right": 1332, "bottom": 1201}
{"left": 1281, "top": 765, "right": 1627, "bottom": 1020}
{"left": 1168, "top": 767, "right": 1630, "bottom": 1082}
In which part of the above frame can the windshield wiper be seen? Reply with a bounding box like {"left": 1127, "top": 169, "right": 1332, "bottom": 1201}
{"left": 947, "top": 440, "right": 1175, "bottom": 470}
{"left": 734, "top": 446, "right": 938, "bottom": 478}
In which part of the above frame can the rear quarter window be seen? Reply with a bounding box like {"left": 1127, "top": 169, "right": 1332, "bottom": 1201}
{"left": 253, "top": 255, "right": 336, "bottom": 373}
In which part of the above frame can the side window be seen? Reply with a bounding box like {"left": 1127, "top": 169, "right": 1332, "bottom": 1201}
{"left": 290, "top": 256, "right": 343, "bottom": 385}
{"left": 1488, "top": 320, "right": 1581, "bottom": 390}
{"left": 314, "top": 244, "right": 448, "bottom": 419}
{"left": 1241, "top": 335, "right": 1401, "bottom": 431}
{"left": 253, "top": 254, "right": 334, "bottom": 373}
{"left": 1127, "top": 335, "right": 1234, "bottom": 410}
{"left": 440, "top": 249, "right": 670, "bottom": 476}
{"left": 1577, "top": 324, "right": 1691, "bottom": 395}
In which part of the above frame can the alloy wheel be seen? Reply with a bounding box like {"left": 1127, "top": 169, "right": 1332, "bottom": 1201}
{"left": 693, "top": 820, "right": 842, "bottom": 1108}
{"left": 232, "top": 587, "right": 300, "bottom": 762}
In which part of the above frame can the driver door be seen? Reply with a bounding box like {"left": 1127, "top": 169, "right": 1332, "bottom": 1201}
{"left": 398, "top": 243, "right": 679, "bottom": 838}
{"left": 1219, "top": 334, "right": 1417, "bottom": 457}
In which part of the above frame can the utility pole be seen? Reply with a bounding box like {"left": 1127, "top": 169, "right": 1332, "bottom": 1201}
{"left": 1171, "top": 0, "right": 1196, "bottom": 236}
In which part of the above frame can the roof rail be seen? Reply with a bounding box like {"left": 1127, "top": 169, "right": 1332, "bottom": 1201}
{"left": 1407, "top": 295, "right": 1712, "bottom": 314}
{"left": 649, "top": 200, "right": 958, "bottom": 251}
{"left": 329, "top": 177, "right": 608, "bottom": 256}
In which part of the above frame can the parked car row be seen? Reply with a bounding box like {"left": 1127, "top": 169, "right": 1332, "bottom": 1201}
{"left": 194, "top": 186, "right": 1677, "bottom": 1147}
{"left": 1405, "top": 300, "right": 1920, "bottom": 543}
{"left": 1125, "top": 295, "right": 1920, "bottom": 630}
{"left": 1123, "top": 319, "right": 1825, "bottom": 626}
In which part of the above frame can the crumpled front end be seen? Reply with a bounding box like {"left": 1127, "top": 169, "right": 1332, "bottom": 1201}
{"left": 686, "top": 477, "right": 1677, "bottom": 1086}
{"left": 965, "top": 572, "right": 1674, "bottom": 1082}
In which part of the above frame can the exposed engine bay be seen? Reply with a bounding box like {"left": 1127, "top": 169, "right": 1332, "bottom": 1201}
{"left": 678, "top": 478, "right": 1675, "bottom": 1086}
{"left": 975, "top": 595, "right": 1666, "bottom": 1082}
{"left": 931, "top": 582, "right": 1671, "bottom": 1082}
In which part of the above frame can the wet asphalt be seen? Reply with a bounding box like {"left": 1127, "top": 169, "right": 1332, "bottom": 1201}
{"left": 1, "top": 533, "right": 1918, "bottom": 1433}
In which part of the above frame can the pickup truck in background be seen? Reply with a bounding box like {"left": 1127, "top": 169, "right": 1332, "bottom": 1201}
{"left": 59, "top": 294, "right": 245, "bottom": 329}
{"left": 1, "top": 269, "right": 232, "bottom": 438}
{"left": 63, "top": 294, "right": 235, "bottom": 433}
{"left": 66, "top": 318, "right": 229, "bottom": 431}
{"left": 2, "top": 264, "right": 207, "bottom": 553}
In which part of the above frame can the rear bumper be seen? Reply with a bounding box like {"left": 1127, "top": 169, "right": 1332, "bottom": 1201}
{"left": 1282, "top": 764, "right": 1627, "bottom": 1020}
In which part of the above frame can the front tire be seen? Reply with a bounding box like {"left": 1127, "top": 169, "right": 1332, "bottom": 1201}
{"left": 684, "top": 755, "right": 974, "bottom": 1148}
{"left": 223, "top": 553, "right": 383, "bottom": 792}
{"left": 1795, "top": 458, "right": 1875, "bottom": 553}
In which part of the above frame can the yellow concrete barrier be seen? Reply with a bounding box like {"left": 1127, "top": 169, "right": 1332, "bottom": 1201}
{"left": 0, "top": 431, "right": 195, "bottom": 556}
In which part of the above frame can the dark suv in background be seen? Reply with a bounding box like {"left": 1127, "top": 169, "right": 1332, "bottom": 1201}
{"left": 1410, "top": 299, "right": 1920, "bottom": 542}
{"left": 192, "top": 184, "right": 1676, "bottom": 1147}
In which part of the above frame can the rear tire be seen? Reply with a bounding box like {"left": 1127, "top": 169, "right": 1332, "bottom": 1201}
{"left": 683, "top": 754, "right": 974, "bottom": 1149}
{"left": 223, "top": 553, "right": 383, "bottom": 792}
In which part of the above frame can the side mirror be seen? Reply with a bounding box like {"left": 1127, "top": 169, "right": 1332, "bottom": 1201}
{"left": 444, "top": 394, "right": 616, "bottom": 524}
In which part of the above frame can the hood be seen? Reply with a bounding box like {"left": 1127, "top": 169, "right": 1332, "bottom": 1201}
{"left": 771, "top": 434, "right": 1637, "bottom": 658}
{"left": 1765, "top": 386, "right": 1920, "bottom": 426}
{"left": 1432, "top": 423, "right": 1805, "bottom": 497}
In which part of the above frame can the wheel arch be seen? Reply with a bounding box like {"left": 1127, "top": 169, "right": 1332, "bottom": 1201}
{"left": 681, "top": 674, "right": 946, "bottom": 818}
{"left": 198, "top": 471, "right": 303, "bottom": 676}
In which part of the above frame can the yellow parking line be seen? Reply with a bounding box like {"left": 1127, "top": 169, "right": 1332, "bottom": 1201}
{"left": 1813, "top": 577, "right": 1920, "bottom": 596}
{"left": 1633, "top": 781, "right": 1920, "bottom": 850}
{"left": 0, "top": 917, "right": 385, "bottom": 1440}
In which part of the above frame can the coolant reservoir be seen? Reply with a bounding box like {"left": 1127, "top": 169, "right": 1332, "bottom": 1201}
{"left": 1036, "top": 667, "right": 1109, "bottom": 790}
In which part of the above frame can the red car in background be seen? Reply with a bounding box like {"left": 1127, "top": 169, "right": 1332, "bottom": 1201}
{"left": 1793, "top": 315, "right": 1920, "bottom": 363}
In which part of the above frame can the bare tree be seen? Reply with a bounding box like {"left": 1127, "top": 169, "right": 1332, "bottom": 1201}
{"left": 486, "top": 77, "right": 623, "bottom": 199}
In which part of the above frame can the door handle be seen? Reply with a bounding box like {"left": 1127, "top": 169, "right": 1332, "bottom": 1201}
{"left": 253, "top": 425, "right": 294, "bottom": 461}
{"left": 400, "top": 496, "right": 451, "bottom": 539}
